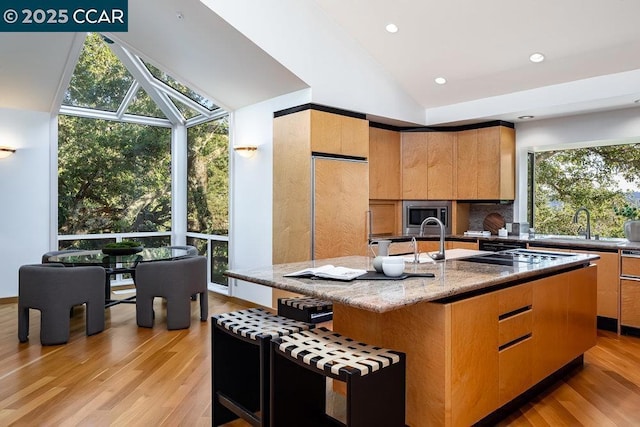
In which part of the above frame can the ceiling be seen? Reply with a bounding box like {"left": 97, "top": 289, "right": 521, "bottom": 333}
{"left": 2, "top": 0, "right": 640, "bottom": 125}
{"left": 313, "top": 0, "right": 640, "bottom": 123}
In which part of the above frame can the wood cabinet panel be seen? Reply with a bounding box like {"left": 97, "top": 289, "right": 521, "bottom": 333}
{"left": 310, "top": 110, "right": 369, "bottom": 158}
{"left": 621, "top": 279, "right": 640, "bottom": 328}
{"left": 498, "top": 282, "right": 533, "bottom": 316}
{"left": 455, "top": 126, "right": 515, "bottom": 200}
{"left": 451, "top": 293, "right": 499, "bottom": 426}
{"left": 427, "top": 132, "right": 455, "bottom": 200}
{"left": 273, "top": 112, "right": 312, "bottom": 264}
{"left": 314, "top": 158, "right": 369, "bottom": 259}
{"left": 369, "top": 201, "right": 399, "bottom": 236}
{"left": 455, "top": 130, "right": 478, "bottom": 199}
{"left": 369, "top": 127, "right": 401, "bottom": 199}
{"left": 401, "top": 132, "right": 429, "bottom": 199}
{"left": 566, "top": 265, "right": 598, "bottom": 359}
{"left": 499, "top": 310, "right": 532, "bottom": 347}
{"left": 499, "top": 337, "right": 533, "bottom": 405}
{"left": 532, "top": 272, "right": 568, "bottom": 382}
{"left": 621, "top": 256, "right": 640, "bottom": 277}
{"left": 477, "top": 127, "right": 501, "bottom": 199}
{"left": 446, "top": 240, "right": 479, "bottom": 250}
{"left": 531, "top": 246, "right": 618, "bottom": 319}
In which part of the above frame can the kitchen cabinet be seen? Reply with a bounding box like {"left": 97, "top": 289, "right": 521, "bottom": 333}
{"left": 401, "top": 131, "right": 455, "bottom": 200}
{"left": 532, "top": 266, "right": 597, "bottom": 381}
{"left": 310, "top": 109, "right": 369, "bottom": 158}
{"left": 620, "top": 252, "right": 640, "bottom": 329}
{"left": 531, "top": 245, "right": 619, "bottom": 322}
{"left": 314, "top": 157, "right": 369, "bottom": 259}
{"left": 369, "top": 200, "right": 401, "bottom": 236}
{"left": 456, "top": 126, "right": 515, "bottom": 200}
{"left": 272, "top": 108, "right": 369, "bottom": 306}
{"left": 369, "top": 127, "right": 401, "bottom": 200}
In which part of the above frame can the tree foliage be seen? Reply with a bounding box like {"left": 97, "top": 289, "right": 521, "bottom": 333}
{"left": 534, "top": 144, "right": 640, "bottom": 238}
{"left": 58, "top": 33, "right": 229, "bottom": 237}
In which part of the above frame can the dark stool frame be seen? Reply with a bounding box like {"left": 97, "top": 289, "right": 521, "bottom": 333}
{"left": 277, "top": 297, "right": 333, "bottom": 324}
{"left": 271, "top": 327, "right": 406, "bottom": 427}
{"left": 211, "top": 308, "right": 313, "bottom": 427}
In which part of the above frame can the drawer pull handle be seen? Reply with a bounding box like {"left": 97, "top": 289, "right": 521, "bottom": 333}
{"left": 499, "top": 305, "right": 532, "bottom": 321}
{"left": 499, "top": 333, "right": 532, "bottom": 351}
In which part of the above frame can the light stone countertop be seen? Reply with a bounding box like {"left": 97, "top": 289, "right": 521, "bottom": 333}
{"left": 225, "top": 252, "right": 599, "bottom": 313}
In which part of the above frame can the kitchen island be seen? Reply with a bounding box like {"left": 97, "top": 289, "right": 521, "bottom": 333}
{"left": 226, "top": 251, "right": 599, "bottom": 426}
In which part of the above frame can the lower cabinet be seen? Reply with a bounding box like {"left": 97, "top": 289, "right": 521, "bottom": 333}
{"left": 530, "top": 245, "right": 619, "bottom": 321}
{"left": 450, "top": 265, "right": 597, "bottom": 423}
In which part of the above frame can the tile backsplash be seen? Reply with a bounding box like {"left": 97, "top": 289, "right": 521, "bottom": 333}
{"left": 468, "top": 204, "right": 514, "bottom": 231}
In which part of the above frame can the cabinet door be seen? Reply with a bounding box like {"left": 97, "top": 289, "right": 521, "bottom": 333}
{"left": 532, "top": 273, "right": 568, "bottom": 382}
{"left": 369, "top": 127, "right": 401, "bottom": 199}
{"left": 310, "top": 110, "right": 369, "bottom": 158}
{"left": 621, "top": 279, "right": 640, "bottom": 328}
{"left": 530, "top": 246, "right": 618, "bottom": 319}
{"left": 427, "top": 132, "right": 455, "bottom": 200}
{"left": 401, "top": 132, "right": 429, "bottom": 199}
{"left": 455, "top": 130, "right": 478, "bottom": 199}
{"left": 314, "top": 158, "right": 369, "bottom": 259}
{"left": 566, "top": 265, "right": 597, "bottom": 360}
{"left": 369, "top": 201, "right": 399, "bottom": 236}
{"left": 451, "top": 293, "right": 499, "bottom": 426}
{"left": 477, "top": 127, "right": 501, "bottom": 199}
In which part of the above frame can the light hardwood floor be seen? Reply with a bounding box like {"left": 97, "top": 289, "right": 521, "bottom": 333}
{"left": 1, "top": 293, "right": 639, "bottom": 426}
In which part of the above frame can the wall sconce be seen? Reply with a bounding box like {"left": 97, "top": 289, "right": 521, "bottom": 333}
{"left": 0, "top": 146, "right": 16, "bottom": 159}
{"left": 234, "top": 145, "right": 258, "bottom": 158}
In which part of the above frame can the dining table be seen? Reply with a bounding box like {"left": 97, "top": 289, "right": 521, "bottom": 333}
{"left": 46, "top": 247, "right": 195, "bottom": 307}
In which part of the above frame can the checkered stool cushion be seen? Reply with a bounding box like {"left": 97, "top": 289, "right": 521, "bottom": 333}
{"left": 215, "top": 307, "right": 312, "bottom": 342}
{"left": 272, "top": 327, "right": 402, "bottom": 381}
{"left": 277, "top": 297, "right": 333, "bottom": 323}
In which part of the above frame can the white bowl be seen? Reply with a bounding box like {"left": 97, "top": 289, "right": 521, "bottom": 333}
{"left": 381, "top": 256, "right": 405, "bottom": 277}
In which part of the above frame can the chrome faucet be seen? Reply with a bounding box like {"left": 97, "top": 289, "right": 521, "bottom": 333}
{"left": 572, "top": 207, "right": 591, "bottom": 239}
{"left": 410, "top": 236, "right": 419, "bottom": 263}
{"left": 420, "top": 216, "right": 445, "bottom": 261}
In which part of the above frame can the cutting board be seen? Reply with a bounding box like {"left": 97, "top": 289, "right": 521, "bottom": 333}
{"left": 483, "top": 213, "right": 505, "bottom": 235}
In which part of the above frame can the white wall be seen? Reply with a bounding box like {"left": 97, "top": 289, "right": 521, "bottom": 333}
{"left": 0, "top": 108, "right": 53, "bottom": 298}
{"left": 514, "top": 107, "right": 640, "bottom": 221}
{"left": 228, "top": 89, "right": 311, "bottom": 306}
{"left": 200, "top": 0, "right": 425, "bottom": 125}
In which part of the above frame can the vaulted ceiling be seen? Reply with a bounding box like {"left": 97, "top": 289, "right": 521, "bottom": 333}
{"left": 2, "top": 0, "right": 640, "bottom": 125}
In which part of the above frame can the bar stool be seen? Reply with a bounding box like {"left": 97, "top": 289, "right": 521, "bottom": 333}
{"left": 277, "top": 296, "right": 333, "bottom": 324}
{"left": 271, "top": 327, "right": 406, "bottom": 427}
{"left": 211, "top": 308, "right": 314, "bottom": 427}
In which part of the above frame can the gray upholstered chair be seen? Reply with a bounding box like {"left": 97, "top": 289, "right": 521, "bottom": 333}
{"left": 135, "top": 256, "right": 208, "bottom": 330}
{"left": 18, "top": 264, "right": 106, "bottom": 345}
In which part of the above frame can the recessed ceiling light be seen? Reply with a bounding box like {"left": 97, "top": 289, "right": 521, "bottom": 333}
{"left": 434, "top": 77, "right": 447, "bottom": 85}
{"left": 518, "top": 115, "right": 535, "bottom": 120}
{"left": 385, "top": 23, "right": 398, "bottom": 33}
{"left": 529, "top": 53, "right": 545, "bottom": 63}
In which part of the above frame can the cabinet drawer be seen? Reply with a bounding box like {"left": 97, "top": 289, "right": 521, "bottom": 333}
{"left": 498, "top": 283, "right": 533, "bottom": 316}
{"left": 621, "top": 279, "right": 640, "bottom": 328}
{"left": 499, "top": 310, "right": 532, "bottom": 347}
{"left": 621, "top": 257, "right": 640, "bottom": 278}
{"left": 499, "top": 336, "right": 533, "bottom": 406}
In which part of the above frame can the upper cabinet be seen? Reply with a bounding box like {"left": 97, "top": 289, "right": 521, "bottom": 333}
{"left": 369, "top": 127, "right": 401, "bottom": 200}
{"left": 402, "top": 132, "right": 455, "bottom": 200}
{"left": 310, "top": 110, "right": 369, "bottom": 158}
{"left": 456, "top": 126, "right": 515, "bottom": 200}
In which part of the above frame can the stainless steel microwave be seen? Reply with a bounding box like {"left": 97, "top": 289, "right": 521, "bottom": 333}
{"left": 402, "top": 201, "right": 452, "bottom": 235}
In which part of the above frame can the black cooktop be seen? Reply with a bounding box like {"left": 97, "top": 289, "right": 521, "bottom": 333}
{"left": 460, "top": 249, "right": 576, "bottom": 267}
